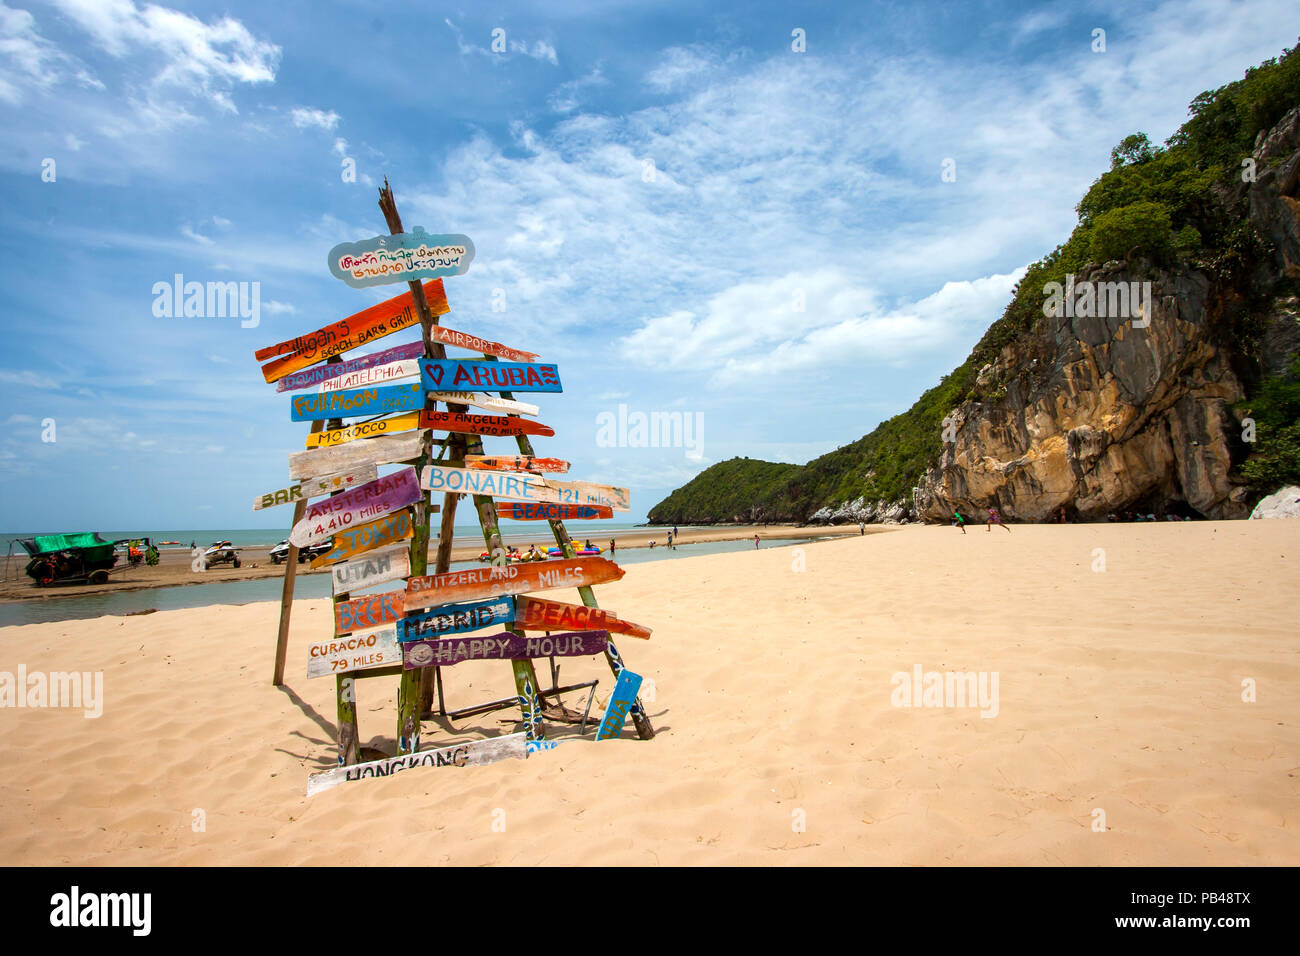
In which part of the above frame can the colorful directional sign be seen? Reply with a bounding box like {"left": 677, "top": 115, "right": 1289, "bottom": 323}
{"left": 252, "top": 465, "right": 378, "bottom": 511}
{"left": 596, "top": 670, "right": 643, "bottom": 741}
{"left": 328, "top": 227, "right": 475, "bottom": 288}
{"left": 309, "top": 507, "right": 416, "bottom": 568}
{"left": 406, "top": 557, "right": 625, "bottom": 610}
{"left": 305, "top": 412, "right": 421, "bottom": 448}
{"left": 397, "top": 596, "right": 516, "bottom": 643}
{"left": 401, "top": 630, "right": 609, "bottom": 670}
{"left": 420, "top": 359, "right": 562, "bottom": 393}
{"left": 290, "top": 468, "right": 421, "bottom": 547}
{"left": 496, "top": 503, "right": 613, "bottom": 521}
{"left": 418, "top": 410, "right": 554, "bottom": 438}
{"left": 275, "top": 342, "right": 425, "bottom": 393}
{"left": 290, "top": 382, "right": 424, "bottom": 422}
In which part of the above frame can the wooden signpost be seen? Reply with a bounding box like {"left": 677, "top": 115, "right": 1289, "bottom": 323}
{"left": 305, "top": 412, "right": 420, "bottom": 448}
{"left": 397, "top": 595, "right": 515, "bottom": 643}
{"left": 468, "top": 455, "right": 569, "bottom": 474}
{"left": 253, "top": 465, "right": 378, "bottom": 510}
{"left": 418, "top": 410, "right": 554, "bottom": 438}
{"left": 291, "top": 382, "right": 425, "bottom": 422}
{"left": 257, "top": 279, "right": 449, "bottom": 382}
{"left": 288, "top": 430, "right": 426, "bottom": 479}
{"left": 596, "top": 670, "right": 643, "bottom": 741}
{"left": 330, "top": 545, "right": 410, "bottom": 594}
{"left": 309, "top": 507, "right": 416, "bottom": 567}
{"left": 402, "top": 629, "right": 609, "bottom": 670}
{"left": 420, "top": 359, "right": 562, "bottom": 394}
{"left": 255, "top": 181, "right": 654, "bottom": 792}
{"left": 307, "top": 627, "right": 400, "bottom": 679}
{"left": 514, "top": 595, "right": 652, "bottom": 640}
{"left": 496, "top": 502, "right": 613, "bottom": 521}
{"left": 306, "top": 732, "right": 527, "bottom": 797}
{"left": 406, "top": 557, "right": 625, "bottom": 610}
{"left": 425, "top": 392, "right": 539, "bottom": 417}
{"left": 289, "top": 467, "right": 421, "bottom": 547}
{"left": 276, "top": 341, "right": 425, "bottom": 392}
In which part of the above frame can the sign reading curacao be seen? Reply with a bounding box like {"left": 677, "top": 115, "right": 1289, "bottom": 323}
{"left": 329, "top": 227, "right": 475, "bottom": 288}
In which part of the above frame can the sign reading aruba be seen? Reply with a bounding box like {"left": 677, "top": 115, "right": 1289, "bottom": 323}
{"left": 328, "top": 227, "right": 476, "bottom": 289}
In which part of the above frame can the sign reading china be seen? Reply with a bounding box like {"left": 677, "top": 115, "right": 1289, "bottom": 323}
{"left": 329, "top": 228, "right": 475, "bottom": 288}
{"left": 420, "top": 359, "right": 562, "bottom": 394}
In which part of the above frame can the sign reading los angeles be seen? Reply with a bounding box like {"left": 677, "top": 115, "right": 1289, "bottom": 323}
{"left": 290, "top": 468, "right": 421, "bottom": 547}
{"left": 421, "top": 359, "right": 562, "bottom": 394}
{"left": 256, "top": 279, "right": 449, "bottom": 382}
{"left": 291, "top": 382, "right": 424, "bottom": 422}
{"left": 406, "top": 557, "right": 625, "bottom": 610}
{"left": 329, "top": 227, "right": 475, "bottom": 288}
{"left": 418, "top": 410, "right": 554, "bottom": 438}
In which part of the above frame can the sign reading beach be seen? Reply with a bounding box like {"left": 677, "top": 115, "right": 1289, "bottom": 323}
{"left": 328, "top": 227, "right": 475, "bottom": 288}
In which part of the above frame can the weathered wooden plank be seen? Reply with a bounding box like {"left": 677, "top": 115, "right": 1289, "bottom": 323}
{"left": 305, "top": 412, "right": 420, "bottom": 448}
{"left": 425, "top": 391, "right": 539, "bottom": 417}
{"left": 429, "top": 325, "right": 538, "bottom": 363}
{"left": 514, "top": 595, "right": 652, "bottom": 640}
{"left": 328, "top": 228, "right": 475, "bottom": 289}
{"left": 306, "top": 732, "right": 527, "bottom": 797}
{"left": 256, "top": 279, "right": 448, "bottom": 381}
{"left": 421, "top": 465, "right": 630, "bottom": 512}
{"left": 306, "top": 627, "right": 400, "bottom": 678}
{"left": 276, "top": 341, "right": 425, "bottom": 392}
{"left": 467, "top": 455, "right": 569, "bottom": 474}
{"left": 406, "top": 557, "right": 624, "bottom": 610}
{"left": 291, "top": 382, "right": 424, "bottom": 422}
{"left": 402, "top": 629, "right": 608, "bottom": 670}
{"left": 397, "top": 595, "right": 515, "bottom": 643}
{"left": 496, "top": 503, "right": 613, "bottom": 521}
{"left": 290, "top": 468, "right": 421, "bottom": 547}
{"left": 309, "top": 507, "right": 416, "bottom": 568}
{"left": 418, "top": 410, "right": 554, "bottom": 437}
{"left": 330, "top": 545, "right": 410, "bottom": 595}
{"left": 252, "top": 465, "right": 378, "bottom": 511}
{"left": 596, "top": 669, "right": 643, "bottom": 741}
{"left": 335, "top": 589, "right": 406, "bottom": 634}
{"left": 317, "top": 358, "right": 420, "bottom": 392}
{"left": 288, "top": 431, "right": 426, "bottom": 479}
{"left": 420, "top": 359, "right": 562, "bottom": 393}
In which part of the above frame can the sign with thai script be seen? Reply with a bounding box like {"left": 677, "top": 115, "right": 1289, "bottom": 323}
{"left": 329, "top": 228, "right": 476, "bottom": 288}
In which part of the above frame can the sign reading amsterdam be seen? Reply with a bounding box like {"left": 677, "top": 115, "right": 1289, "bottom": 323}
{"left": 329, "top": 227, "right": 476, "bottom": 288}
{"left": 290, "top": 468, "right": 420, "bottom": 547}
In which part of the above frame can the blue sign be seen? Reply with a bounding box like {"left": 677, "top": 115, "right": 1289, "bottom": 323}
{"left": 420, "top": 359, "right": 563, "bottom": 394}
{"left": 290, "top": 382, "right": 424, "bottom": 422}
{"left": 596, "top": 670, "right": 642, "bottom": 741}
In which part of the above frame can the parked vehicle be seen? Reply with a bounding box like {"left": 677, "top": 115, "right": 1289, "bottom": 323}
{"left": 203, "top": 541, "right": 241, "bottom": 568}
{"left": 11, "top": 533, "right": 158, "bottom": 586}
{"left": 269, "top": 539, "right": 332, "bottom": 564}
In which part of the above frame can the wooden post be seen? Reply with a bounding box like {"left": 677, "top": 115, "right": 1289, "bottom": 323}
{"left": 487, "top": 362, "right": 655, "bottom": 739}
{"left": 273, "top": 416, "right": 326, "bottom": 685}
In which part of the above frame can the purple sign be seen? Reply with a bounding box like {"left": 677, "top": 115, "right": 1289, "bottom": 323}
{"left": 401, "top": 629, "right": 609, "bottom": 669}
{"left": 276, "top": 341, "right": 426, "bottom": 393}
{"left": 290, "top": 467, "right": 421, "bottom": 547}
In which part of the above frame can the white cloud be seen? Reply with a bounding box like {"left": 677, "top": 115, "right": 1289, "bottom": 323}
{"left": 291, "top": 106, "right": 339, "bottom": 131}
{"left": 0, "top": 369, "right": 59, "bottom": 389}
{"left": 549, "top": 62, "right": 607, "bottom": 113}
{"left": 0, "top": 1, "right": 100, "bottom": 103}
{"left": 264, "top": 300, "right": 295, "bottom": 315}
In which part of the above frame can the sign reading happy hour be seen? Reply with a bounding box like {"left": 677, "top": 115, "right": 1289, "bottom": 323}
{"left": 329, "top": 228, "right": 476, "bottom": 288}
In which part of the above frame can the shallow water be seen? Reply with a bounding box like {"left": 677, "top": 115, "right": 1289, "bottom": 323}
{"left": 0, "top": 536, "right": 830, "bottom": 627}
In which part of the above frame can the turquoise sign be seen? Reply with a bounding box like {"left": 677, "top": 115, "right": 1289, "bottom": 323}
{"left": 328, "top": 227, "right": 475, "bottom": 289}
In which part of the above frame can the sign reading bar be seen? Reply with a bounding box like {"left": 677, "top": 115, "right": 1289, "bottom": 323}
{"left": 406, "top": 557, "right": 625, "bottom": 610}
{"left": 402, "top": 629, "right": 609, "bottom": 670}
{"left": 329, "top": 228, "right": 475, "bottom": 289}
{"left": 252, "top": 465, "right": 378, "bottom": 511}
{"left": 256, "top": 279, "right": 448, "bottom": 382}
{"left": 420, "top": 359, "right": 562, "bottom": 394}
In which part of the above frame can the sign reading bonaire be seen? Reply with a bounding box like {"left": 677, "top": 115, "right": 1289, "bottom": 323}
{"left": 329, "top": 227, "right": 475, "bottom": 288}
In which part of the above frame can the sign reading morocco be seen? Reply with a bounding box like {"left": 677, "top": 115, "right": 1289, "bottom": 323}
{"left": 255, "top": 279, "right": 448, "bottom": 382}
{"left": 329, "top": 227, "right": 475, "bottom": 288}
{"left": 421, "top": 359, "right": 562, "bottom": 393}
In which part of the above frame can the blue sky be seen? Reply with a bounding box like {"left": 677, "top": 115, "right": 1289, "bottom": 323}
{"left": 1, "top": 0, "right": 1296, "bottom": 530}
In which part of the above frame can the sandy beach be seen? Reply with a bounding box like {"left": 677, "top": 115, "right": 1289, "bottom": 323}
{"left": 0, "top": 525, "right": 862, "bottom": 603}
{"left": 0, "top": 519, "right": 1296, "bottom": 866}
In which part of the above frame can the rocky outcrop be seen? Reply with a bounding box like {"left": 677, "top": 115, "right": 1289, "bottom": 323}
{"left": 808, "top": 496, "right": 911, "bottom": 525}
{"left": 1250, "top": 485, "right": 1300, "bottom": 518}
{"left": 912, "top": 108, "right": 1300, "bottom": 522}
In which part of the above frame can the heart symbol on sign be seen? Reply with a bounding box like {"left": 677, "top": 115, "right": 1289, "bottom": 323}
{"left": 427, "top": 363, "right": 444, "bottom": 387}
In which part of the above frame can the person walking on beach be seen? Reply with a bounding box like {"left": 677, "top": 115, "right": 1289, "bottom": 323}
{"left": 673, "top": 524, "right": 678, "bottom": 538}
{"left": 754, "top": 534, "right": 760, "bottom": 549}
{"left": 859, "top": 522, "right": 865, "bottom": 535}
{"left": 609, "top": 538, "right": 616, "bottom": 555}
{"left": 952, "top": 510, "right": 966, "bottom": 534}
{"left": 986, "top": 507, "right": 1011, "bottom": 532}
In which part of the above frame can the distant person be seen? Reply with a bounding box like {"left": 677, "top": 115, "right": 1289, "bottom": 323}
{"left": 986, "top": 508, "right": 1011, "bottom": 533}
{"left": 667, "top": 532, "right": 674, "bottom": 550}
{"left": 859, "top": 522, "right": 865, "bottom": 535}
{"left": 584, "top": 539, "right": 593, "bottom": 551}
{"left": 1057, "top": 506, "right": 1067, "bottom": 524}
{"left": 673, "top": 525, "right": 678, "bottom": 537}
{"left": 609, "top": 538, "right": 616, "bottom": 554}
{"left": 952, "top": 510, "right": 966, "bottom": 534}
{"left": 649, "top": 540, "right": 656, "bottom": 549}
{"left": 754, "top": 534, "right": 760, "bottom": 549}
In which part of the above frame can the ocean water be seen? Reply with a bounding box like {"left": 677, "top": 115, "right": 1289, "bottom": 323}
{"left": 0, "top": 536, "right": 828, "bottom": 627}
